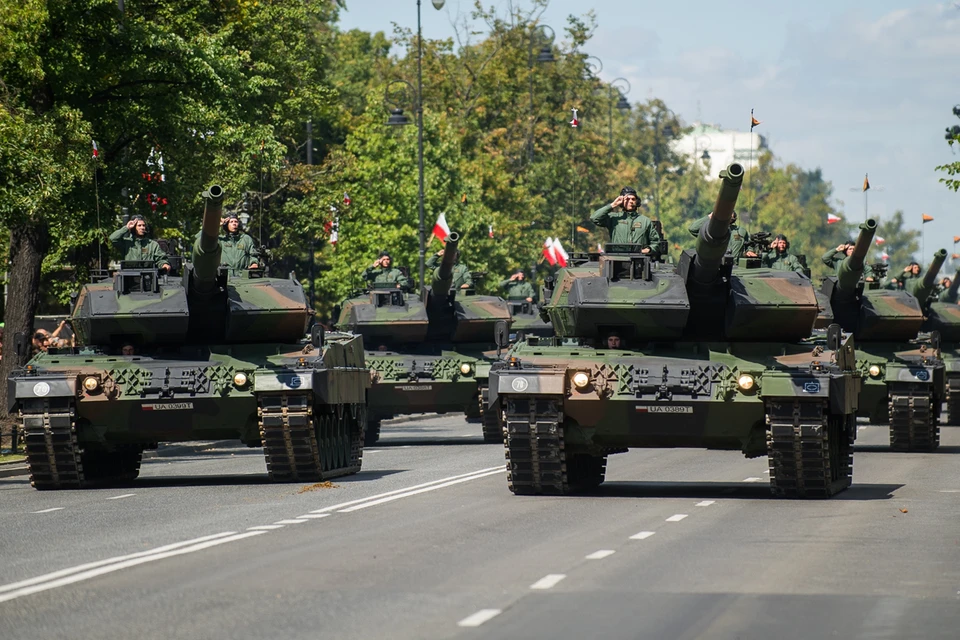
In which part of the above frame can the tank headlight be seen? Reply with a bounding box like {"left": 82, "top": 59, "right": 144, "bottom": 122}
{"left": 868, "top": 365, "right": 882, "bottom": 378}
{"left": 572, "top": 371, "right": 591, "bottom": 389}
{"left": 233, "top": 372, "right": 248, "bottom": 387}
{"left": 737, "top": 374, "right": 755, "bottom": 391}
{"left": 82, "top": 376, "right": 100, "bottom": 392}
{"left": 460, "top": 363, "right": 473, "bottom": 375}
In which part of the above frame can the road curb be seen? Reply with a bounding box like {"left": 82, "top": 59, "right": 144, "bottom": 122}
{"left": 0, "top": 463, "right": 29, "bottom": 479}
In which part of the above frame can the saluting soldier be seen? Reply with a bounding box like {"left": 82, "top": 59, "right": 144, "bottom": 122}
{"left": 763, "top": 234, "right": 806, "bottom": 275}
{"left": 109, "top": 215, "right": 170, "bottom": 273}
{"left": 822, "top": 241, "right": 875, "bottom": 281}
{"left": 687, "top": 210, "right": 755, "bottom": 260}
{"left": 590, "top": 186, "right": 661, "bottom": 258}
{"left": 363, "top": 251, "right": 413, "bottom": 291}
{"left": 500, "top": 269, "right": 536, "bottom": 302}
{"left": 427, "top": 247, "right": 473, "bottom": 289}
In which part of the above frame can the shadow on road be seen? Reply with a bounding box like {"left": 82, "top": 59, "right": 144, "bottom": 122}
{"left": 854, "top": 445, "right": 960, "bottom": 454}
{"left": 585, "top": 481, "right": 901, "bottom": 501}
{"left": 374, "top": 437, "right": 496, "bottom": 447}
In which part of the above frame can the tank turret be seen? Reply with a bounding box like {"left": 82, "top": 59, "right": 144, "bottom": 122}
{"left": 692, "top": 163, "right": 744, "bottom": 285}
{"left": 836, "top": 218, "right": 878, "bottom": 294}
{"left": 945, "top": 268, "right": 960, "bottom": 303}
{"left": 192, "top": 184, "right": 225, "bottom": 294}
{"left": 911, "top": 249, "right": 948, "bottom": 303}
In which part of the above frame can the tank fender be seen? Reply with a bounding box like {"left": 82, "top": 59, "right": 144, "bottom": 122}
{"left": 12, "top": 376, "right": 76, "bottom": 412}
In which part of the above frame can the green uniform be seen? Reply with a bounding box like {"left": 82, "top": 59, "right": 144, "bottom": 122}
{"left": 688, "top": 216, "right": 751, "bottom": 260}
{"left": 363, "top": 266, "right": 412, "bottom": 291}
{"left": 110, "top": 226, "right": 170, "bottom": 268}
{"left": 822, "top": 249, "right": 876, "bottom": 280}
{"left": 590, "top": 205, "right": 661, "bottom": 257}
{"left": 500, "top": 278, "right": 536, "bottom": 301}
{"left": 426, "top": 254, "right": 473, "bottom": 289}
{"left": 763, "top": 250, "right": 806, "bottom": 275}
{"left": 193, "top": 229, "right": 260, "bottom": 276}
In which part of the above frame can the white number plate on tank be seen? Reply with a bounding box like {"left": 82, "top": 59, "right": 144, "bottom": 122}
{"left": 635, "top": 405, "right": 693, "bottom": 414}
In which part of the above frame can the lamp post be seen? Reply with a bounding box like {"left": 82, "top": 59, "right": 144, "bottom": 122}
{"left": 527, "top": 24, "right": 555, "bottom": 163}
{"left": 385, "top": 0, "right": 445, "bottom": 297}
{"left": 607, "top": 77, "right": 631, "bottom": 153}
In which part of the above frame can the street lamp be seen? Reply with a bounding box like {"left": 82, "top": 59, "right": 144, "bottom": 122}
{"left": 384, "top": 0, "right": 445, "bottom": 297}
{"left": 606, "top": 77, "right": 631, "bottom": 153}
{"left": 527, "top": 24, "right": 555, "bottom": 162}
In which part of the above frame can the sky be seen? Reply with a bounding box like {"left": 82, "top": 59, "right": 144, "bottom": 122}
{"left": 338, "top": 1, "right": 960, "bottom": 260}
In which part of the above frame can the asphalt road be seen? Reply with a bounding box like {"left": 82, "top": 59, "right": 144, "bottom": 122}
{"left": 1, "top": 416, "right": 959, "bottom": 639}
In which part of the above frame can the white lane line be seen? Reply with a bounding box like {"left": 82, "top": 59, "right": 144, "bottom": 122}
{"left": 458, "top": 609, "right": 502, "bottom": 628}
{"left": 938, "top": 490, "right": 960, "bottom": 493}
{"left": 695, "top": 500, "right": 715, "bottom": 507}
{"left": 630, "top": 531, "right": 656, "bottom": 540}
{"left": 585, "top": 550, "right": 616, "bottom": 560}
{"left": 310, "top": 466, "right": 504, "bottom": 514}
{"left": 32, "top": 508, "right": 64, "bottom": 514}
{"left": 665, "top": 514, "right": 688, "bottom": 522}
{"left": 274, "top": 519, "right": 308, "bottom": 525}
{"left": 0, "top": 531, "right": 245, "bottom": 601}
{"left": 296, "top": 514, "right": 331, "bottom": 519}
{"left": 338, "top": 469, "right": 504, "bottom": 513}
{"left": 248, "top": 525, "right": 285, "bottom": 531}
{"left": 106, "top": 494, "right": 136, "bottom": 500}
{"left": 743, "top": 477, "right": 763, "bottom": 483}
{"left": 530, "top": 574, "right": 566, "bottom": 590}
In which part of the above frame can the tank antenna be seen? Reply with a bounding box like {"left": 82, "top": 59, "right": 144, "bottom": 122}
{"left": 258, "top": 139, "right": 265, "bottom": 246}
{"left": 93, "top": 140, "right": 102, "bottom": 269}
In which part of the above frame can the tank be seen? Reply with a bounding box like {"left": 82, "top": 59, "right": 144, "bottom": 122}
{"left": 922, "top": 267, "right": 960, "bottom": 424}
{"left": 9, "top": 185, "right": 369, "bottom": 490}
{"left": 336, "top": 232, "right": 511, "bottom": 444}
{"left": 819, "top": 223, "right": 946, "bottom": 450}
{"left": 488, "top": 163, "right": 861, "bottom": 498}
{"left": 507, "top": 299, "right": 553, "bottom": 342}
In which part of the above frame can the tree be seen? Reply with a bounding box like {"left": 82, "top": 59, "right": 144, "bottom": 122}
{"left": 937, "top": 104, "right": 960, "bottom": 192}
{"left": 874, "top": 211, "right": 920, "bottom": 275}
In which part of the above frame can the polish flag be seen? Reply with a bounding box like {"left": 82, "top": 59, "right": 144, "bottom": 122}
{"left": 552, "top": 238, "right": 570, "bottom": 267}
{"left": 875, "top": 236, "right": 885, "bottom": 246}
{"left": 542, "top": 237, "right": 557, "bottom": 265}
{"left": 326, "top": 206, "right": 339, "bottom": 245}
{"left": 569, "top": 108, "right": 579, "bottom": 128}
{"left": 432, "top": 212, "right": 451, "bottom": 242}
{"left": 597, "top": 243, "right": 604, "bottom": 254}
{"left": 881, "top": 251, "right": 889, "bottom": 262}
{"left": 827, "top": 213, "right": 842, "bottom": 224}
{"left": 92, "top": 140, "right": 99, "bottom": 159}
{"left": 488, "top": 224, "right": 494, "bottom": 239}
{"left": 343, "top": 192, "right": 351, "bottom": 206}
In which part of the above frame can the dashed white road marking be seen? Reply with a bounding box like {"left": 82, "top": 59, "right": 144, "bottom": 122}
{"left": 248, "top": 525, "right": 285, "bottom": 531}
{"left": 274, "top": 519, "right": 308, "bottom": 525}
{"left": 585, "top": 550, "right": 616, "bottom": 560}
{"left": 630, "top": 531, "right": 656, "bottom": 540}
{"left": 530, "top": 574, "right": 566, "bottom": 590}
{"left": 106, "top": 494, "right": 136, "bottom": 500}
{"left": 938, "top": 490, "right": 960, "bottom": 493}
{"left": 665, "top": 514, "right": 688, "bottom": 522}
{"left": 743, "top": 477, "right": 763, "bottom": 483}
{"left": 0, "top": 531, "right": 263, "bottom": 604}
{"left": 296, "top": 514, "right": 331, "bottom": 519}
{"left": 337, "top": 469, "right": 504, "bottom": 513}
{"left": 32, "top": 508, "right": 64, "bottom": 514}
{"left": 458, "top": 609, "right": 502, "bottom": 627}
{"left": 695, "top": 500, "right": 715, "bottom": 507}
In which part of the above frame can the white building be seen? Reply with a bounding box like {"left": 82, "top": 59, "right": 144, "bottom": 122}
{"left": 673, "top": 122, "right": 766, "bottom": 179}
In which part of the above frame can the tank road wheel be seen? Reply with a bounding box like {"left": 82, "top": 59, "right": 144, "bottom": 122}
{"left": 258, "top": 393, "right": 322, "bottom": 483}
{"left": 889, "top": 392, "right": 939, "bottom": 451}
{"left": 364, "top": 416, "right": 382, "bottom": 446}
{"left": 766, "top": 399, "right": 853, "bottom": 498}
{"left": 348, "top": 404, "right": 365, "bottom": 469}
{"left": 316, "top": 406, "right": 363, "bottom": 479}
{"left": 946, "top": 378, "right": 960, "bottom": 426}
{"left": 479, "top": 387, "right": 503, "bottom": 444}
{"left": 464, "top": 393, "right": 482, "bottom": 422}
{"left": 21, "top": 398, "right": 85, "bottom": 490}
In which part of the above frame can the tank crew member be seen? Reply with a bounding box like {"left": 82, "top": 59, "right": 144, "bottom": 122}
{"left": 109, "top": 215, "right": 170, "bottom": 273}
{"left": 605, "top": 332, "right": 623, "bottom": 349}
{"left": 363, "top": 251, "right": 413, "bottom": 291}
{"left": 121, "top": 344, "right": 136, "bottom": 356}
{"left": 822, "top": 241, "right": 875, "bottom": 281}
{"left": 427, "top": 247, "right": 473, "bottom": 289}
{"left": 500, "top": 270, "right": 536, "bottom": 302}
{"left": 763, "top": 234, "right": 806, "bottom": 275}
{"left": 590, "top": 186, "right": 662, "bottom": 258}
{"left": 901, "top": 262, "right": 921, "bottom": 281}
{"left": 688, "top": 211, "right": 755, "bottom": 260}
{"left": 938, "top": 277, "right": 953, "bottom": 298}
{"left": 883, "top": 276, "right": 904, "bottom": 291}
{"left": 219, "top": 212, "right": 260, "bottom": 275}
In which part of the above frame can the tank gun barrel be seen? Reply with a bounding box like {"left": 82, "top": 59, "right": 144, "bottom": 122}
{"left": 192, "top": 185, "right": 225, "bottom": 293}
{"left": 692, "top": 163, "right": 744, "bottom": 284}
{"left": 911, "top": 249, "right": 948, "bottom": 302}
{"left": 836, "top": 218, "right": 877, "bottom": 291}
{"left": 947, "top": 267, "right": 960, "bottom": 302}
{"left": 431, "top": 232, "right": 460, "bottom": 296}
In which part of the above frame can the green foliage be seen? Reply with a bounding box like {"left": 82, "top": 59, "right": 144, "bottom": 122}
{"left": 874, "top": 211, "right": 920, "bottom": 274}
{"left": 937, "top": 105, "right": 960, "bottom": 192}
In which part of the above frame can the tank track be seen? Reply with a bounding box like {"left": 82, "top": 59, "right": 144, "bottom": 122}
{"left": 21, "top": 398, "right": 85, "bottom": 490}
{"left": 889, "top": 392, "right": 939, "bottom": 451}
{"left": 766, "top": 399, "right": 853, "bottom": 498}
{"left": 258, "top": 394, "right": 364, "bottom": 482}
{"left": 479, "top": 386, "right": 502, "bottom": 444}
{"left": 503, "top": 396, "right": 606, "bottom": 495}
{"left": 945, "top": 377, "right": 960, "bottom": 426}
{"left": 364, "top": 417, "right": 381, "bottom": 446}
{"left": 81, "top": 446, "right": 143, "bottom": 483}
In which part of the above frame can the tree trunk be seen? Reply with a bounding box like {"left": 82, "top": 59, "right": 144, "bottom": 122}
{"left": 0, "top": 221, "right": 51, "bottom": 418}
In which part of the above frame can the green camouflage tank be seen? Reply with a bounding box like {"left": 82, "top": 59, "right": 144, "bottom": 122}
{"left": 9, "top": 185, "right": 369, "bottom": 490}
{"left": 488, "top": 163, "right": 862, "bottom": 498}
{"left": 818, "top": 219, "right": 946, "bottom": 451}
{"left": 336, "top": 232, "right": 511, "bottom": 444}
{"left": 921, "top": 271, "right": 960, "bottom": 425}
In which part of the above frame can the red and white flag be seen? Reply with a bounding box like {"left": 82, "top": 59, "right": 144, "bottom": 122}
{"left": 343, "top": 192, "right": 351, "bottom": 206}
{"left": 326, "top": 206, "right": 339, "bottom": 245}
{"left": 488, "top": 224, "right": 494, "bottom": 239}
{"left": 881, "top": 250, "right": 889, "bottom": 262}
{"left": 827, "top": 213, "right": 842, "bottom": 225}
{"left": 552, "top": 238, "right": 570, "bottom": 267}
{"left": 875, "top": 236, "right": 885, "bottom": 246}
{"left": 569, "top": 108, "right": 579, "bottom": 128}
{"left": 432, "top": 212, "right": 451, "bottom": 243}
{"left": 542, "top": 237, "right": 557, "bottom": 265}
{"left": 92, "top": 140, "right": 99, "bottom": 159}
{"left": 597, "top": 243, "right": 604, "bottom": 254}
